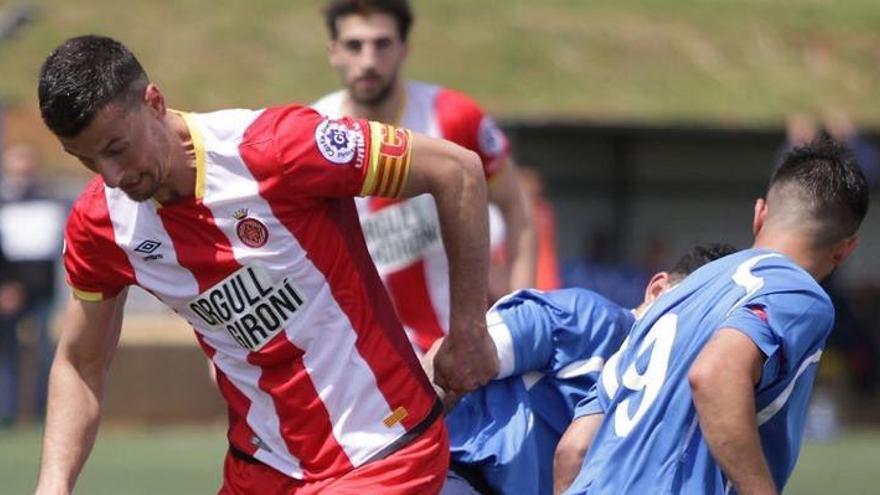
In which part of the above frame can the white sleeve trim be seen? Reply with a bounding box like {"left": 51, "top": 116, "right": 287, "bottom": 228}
{"left": 757, "top": 349, "right": 823, "bottom": 425}
{"left": 487, "top": 310, "right": 516, "bottom": 379}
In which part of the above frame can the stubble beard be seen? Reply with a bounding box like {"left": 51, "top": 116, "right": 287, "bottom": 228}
{"left": 349, "top": 76, "right": 396, "bottom": 107}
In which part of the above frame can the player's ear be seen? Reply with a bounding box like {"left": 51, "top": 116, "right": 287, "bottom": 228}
{"left": 143, "top": 83, "right": 165, "bottom": 117}
{"left": 832, "top": 234, "right": 860, "bottom": 266}
{"left": 752, "top": 198, "right": 768, "bottom": 236}
{"left": 643, "top": 271, "right": 671, "bottom": 307}
{"left": 327, "top": 39, "right": 338, "bottom": 60}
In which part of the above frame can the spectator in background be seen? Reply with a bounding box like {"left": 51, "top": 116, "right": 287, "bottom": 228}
{"left": 518, "top": 167, "right": 561, "bottom": 291}
{"left": 782, "top": 113, "right": 819, "bottom": 152}
{"left": 781, "top": 110, "right": 879, "bottom": 191}
{"left": 824, "top": 109, "right": 879, "bottom": 191}
{"left": 487, "top": 167, "right": 560, "bottom": 302}
{"left": 0, "top": 143, "right": 66, "bottom": 426}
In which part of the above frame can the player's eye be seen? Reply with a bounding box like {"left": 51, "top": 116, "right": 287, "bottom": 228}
{"left": 343, "top": 40, "right": 362, "bottom": 53}
{"left": 105, "top": 143, "right": 129, "bottom": 157}
{"left": 375, "top": 38, "right": 393, "bottom": 50}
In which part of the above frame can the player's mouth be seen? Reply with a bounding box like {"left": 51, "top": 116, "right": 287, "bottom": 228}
{"left": 355, "top": 74, "right": 382, "bottom": 87}
{"left": 120, "top": 174, "right": 144, "bottom": 193}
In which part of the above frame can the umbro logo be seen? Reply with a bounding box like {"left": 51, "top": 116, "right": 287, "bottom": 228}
{"left": 134, "top": 239, "right": 163, "bottom": 261}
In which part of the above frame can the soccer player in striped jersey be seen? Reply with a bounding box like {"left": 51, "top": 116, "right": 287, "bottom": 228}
{"left": 428, "top": 244, "right": 735, "bottom": 495}
{"left": 558, "top": 139, "right": 869, "bottom": 495}
{"left": 35, "top": 35, "right": 499, "bottom": 494}
{"left": 314, "top": 0, "right": 537, "bottom": 355}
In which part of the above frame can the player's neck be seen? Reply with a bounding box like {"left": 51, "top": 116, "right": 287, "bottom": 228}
{"left": 752, "top": 233, "right": 825, "bottom": 280}
{"left": 154, "top": 111, "right": 198, "bottom": 204}
{"left": 344, "top": 79, "right": 406, "bottom": 125}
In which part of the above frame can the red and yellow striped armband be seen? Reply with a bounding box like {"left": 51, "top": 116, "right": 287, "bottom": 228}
{"left": 360, "top": 122, "right": 413, "bottom": 198}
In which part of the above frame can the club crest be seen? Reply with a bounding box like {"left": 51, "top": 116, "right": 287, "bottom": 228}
{"left": 233, "top": 208, "right": 268, "bottom": 248}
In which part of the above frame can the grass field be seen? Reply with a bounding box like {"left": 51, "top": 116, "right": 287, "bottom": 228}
{"left": 2, "top": 425, "right": 878, "bottom": 494}
{"left": 3, "top": 0, "right": 880, "bottom": 124}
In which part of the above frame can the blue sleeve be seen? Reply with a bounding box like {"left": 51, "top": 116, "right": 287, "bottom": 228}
{"left": 494, "top": 289, "right": 634, "bottom": 376}
{"left": 573, "top": 383, "right": 603, "bottom": 419}
{"left": 721, "top": 270, "right": 834, "bottom": 383}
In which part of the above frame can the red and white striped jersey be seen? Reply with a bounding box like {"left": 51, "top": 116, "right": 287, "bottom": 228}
{"left": 62, "top": 104, "right": 440, "bottom": 481}
{"left": 312, "top": 81, "right": 510, "bottom": 353}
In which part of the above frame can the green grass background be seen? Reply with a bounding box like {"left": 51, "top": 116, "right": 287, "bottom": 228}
{"left": 2, "top": 0, "right": 879, "bottom": 125}
{"left": 1, "top": 426, "right": 878, "bottom": 494}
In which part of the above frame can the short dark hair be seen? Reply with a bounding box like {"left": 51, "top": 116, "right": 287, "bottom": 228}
{"left": 38, "top": 35, "right": 149, "bottom": 138}
{"left": 770, "top": 137, "right": 869, "bottom": 245}
{"left": 669, "top": 243, "right": 738, "bottom": 282}
{"left": 323, "top": 0, "right": 414, "bottom": 41}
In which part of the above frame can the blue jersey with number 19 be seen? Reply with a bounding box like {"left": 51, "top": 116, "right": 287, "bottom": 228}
{"left": 568, "top": 248, "right": 834, "bottom": 495}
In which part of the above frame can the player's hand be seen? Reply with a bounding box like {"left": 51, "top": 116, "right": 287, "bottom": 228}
{"left": 420, "top": 338, "right": 463, "bottom": 412}
{"left": 432, "top": 322, "right": 499, "bottom": 396}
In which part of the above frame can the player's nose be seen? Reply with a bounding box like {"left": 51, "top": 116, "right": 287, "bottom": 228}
{"left": 101, "top": 159, "right": 126, "bottom": 188}
{"left": 358, "top": 43, "right": 378, "bottom": 68}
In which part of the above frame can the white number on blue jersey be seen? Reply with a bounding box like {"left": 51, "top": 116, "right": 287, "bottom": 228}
{"left": 605, "top": 313, "right": 678, "bottom": 437}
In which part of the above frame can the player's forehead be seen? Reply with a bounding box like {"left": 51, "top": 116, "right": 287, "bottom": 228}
{"left": 60, "top": 103, "right": 136, "bottom": 158}
{"left": 335, "top": 13, "right": 401, "bottom": 42}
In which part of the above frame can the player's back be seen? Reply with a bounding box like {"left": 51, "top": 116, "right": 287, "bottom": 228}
{"left": 448, "top": 288, "right": 634, "bottom": 494}
{"left": 571, "top": 248, "right": 834, "bottom": 494}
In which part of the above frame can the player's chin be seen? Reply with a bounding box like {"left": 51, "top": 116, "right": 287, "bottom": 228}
{"left": 351, "top": 86, "right": 389, "bottom": 106}
{"left": 124, "top": 185, "right": 156, "bottom": 202}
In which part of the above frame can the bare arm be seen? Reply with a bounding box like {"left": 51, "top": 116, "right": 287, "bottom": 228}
{"left": 553, "top": 413, "right": 603, "bottom": 495}
{"left": 689, "top": 328, "right": 777, "bottom": 495}
{"left": 487, "top": 160, "right": 536, "bottom": 294}
{"left": 400, "top": 132, "right": 497, "bottom": 394}
{"left": 35, "top": 290, "right": 127, "bottom": 495}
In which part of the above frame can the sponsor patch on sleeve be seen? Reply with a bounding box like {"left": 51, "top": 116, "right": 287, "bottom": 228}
{"left": 477, "top": 116, "right": 507, "bottom": 158}
{"left": 746, "top": 304, "right": 769, "bottom": 323}
{"left": 315, "top": 118, "right": 365, "bottom": 165}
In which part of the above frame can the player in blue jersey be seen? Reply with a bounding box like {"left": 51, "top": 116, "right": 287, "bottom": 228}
{"left": 428, "top": 244, "right": 736, "bottom": 495}
{"left": 558, "top": 138, "right": 869, "bottom": 495}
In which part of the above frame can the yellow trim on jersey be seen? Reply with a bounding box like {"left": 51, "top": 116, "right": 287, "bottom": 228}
{"left": 389, "top": 127, "right": 412, "bottom": 197}
{"left": 361, "top": 122, "right": 413, "bottom": 198}
{"left": 361, "top": 122, "right": 384, "bottom": 196}
{"left": 176, "top": 110, "right": 207, "bottom": 200}
{"left": 72, "top": 287, "right": 103, "bottom": 302}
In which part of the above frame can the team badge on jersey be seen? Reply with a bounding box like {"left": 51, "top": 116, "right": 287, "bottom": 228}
{"left": 234, "top": 208, "right": 269, "bottom": 248}
{"left": 478, "top": 116, "right": 506, "bottom": 158}
{"left": 315, "top": 118, "right": 364, "bottom": 165}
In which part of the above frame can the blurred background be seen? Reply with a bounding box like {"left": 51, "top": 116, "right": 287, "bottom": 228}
{"left": 0, "top": 0, "right": 878, "bottom": 493}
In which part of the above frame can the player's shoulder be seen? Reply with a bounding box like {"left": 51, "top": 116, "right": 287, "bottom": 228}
{"left": 238, "top": 103, "right": 329, "bottom": 146}
{"left": 745, "top": 249, "right": 826, "bottom": 294}
{"left": 66, "top": 177, "right": 112, "bottom": 238}
{"left": 725, "top": 249, "right": 833, "bottom": 324}
{"left": 311, "top": 90, "right": 347, "bottom": 118}
{"left": 183, "top": 108, "right": 265, "bottom": 145}
{"left": 430, "top": 82, "right": 485, "bottom": 117}
{"left": 70, "top": 177, "right": 108, "bottom": 218}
